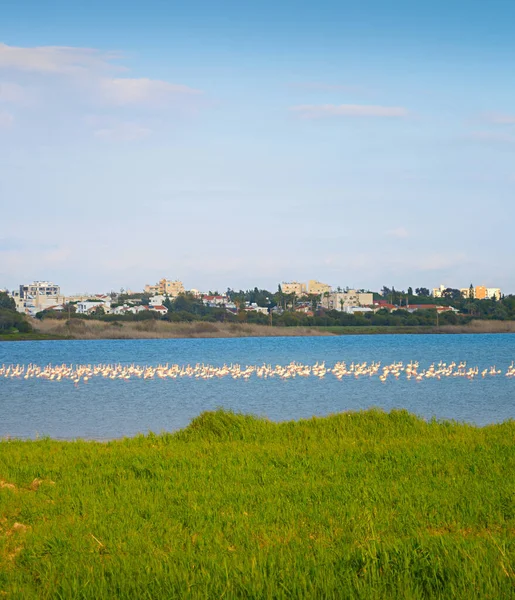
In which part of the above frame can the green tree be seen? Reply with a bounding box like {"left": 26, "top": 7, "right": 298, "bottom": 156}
{"left": 415, "top": 288, "right": 430, "bottom": 297}
{"left": 0, "top": 292, "right": 15, "bottom": 311}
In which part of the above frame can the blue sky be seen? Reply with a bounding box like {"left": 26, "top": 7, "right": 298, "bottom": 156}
{"left": 0, "top": 0, "right": 514, "bottom": 294}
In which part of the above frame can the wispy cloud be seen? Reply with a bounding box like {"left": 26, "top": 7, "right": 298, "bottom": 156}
{"left": 290, "top": 104, "right": 408, "bottom": 119}
{"left": 0, "top": 82, "right": 28, "bottom": 104}
{"left": 466, "top": 131, "right": 515, "bottom": 145}
{"left": 93, "top": 122, "right": 152, "bottom": 142}
{"left": 385, "top": 227, "right": 409, "bottom": 239}
{"left": 0, "top": 43, "right": 121, "bottom": 75}
{"left": 481, "top": 112, "right": 515, "bottom": 125}
{"left": 0, "top": 111, "right": 14, "bottom": 128}
{"left": 0, "top": 43, "right": 202, "bottom": 112}
{"left": 99, "top": 77, "right": 201, "bottom": 107}
{"left": 289, "top": 82, "right": 363, "bottom": 93}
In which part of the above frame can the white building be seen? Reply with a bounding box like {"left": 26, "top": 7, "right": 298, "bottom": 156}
{"left": 76, "top": 300, "right": 111, "bottom": 315}
{"left": 321, "top": 290, "right": 374, "bottom": 311}
{"left": 19, "top": 281, "right": 61, "bottom": 299}
{"left": 149, "top": 295, "right": 167, "bottom": 307}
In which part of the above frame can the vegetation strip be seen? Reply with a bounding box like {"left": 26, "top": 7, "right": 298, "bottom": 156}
{"left": 1, "top": 409, "right": 515, "bottom": 598}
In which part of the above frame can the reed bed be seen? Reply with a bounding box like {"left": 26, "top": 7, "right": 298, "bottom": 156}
{"left": 26, "top": 319, "right": 515, "bottom": 340}
{"left": 31, "top": 319, "right": 331, "bottom": 339}
{"left": 1, "top": 409, "right": 515, "bottom": 598}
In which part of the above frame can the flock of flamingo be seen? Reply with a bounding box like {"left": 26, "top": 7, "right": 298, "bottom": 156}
{"left": 1, "top": 360, "right": 515, "bottom": 384}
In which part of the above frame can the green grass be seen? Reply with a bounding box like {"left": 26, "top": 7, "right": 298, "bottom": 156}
{"left": 0, "top": 333, "right": 70, "bottom": 342}
{"left": 1, "top": 409, "right": 515, "bottom": 598}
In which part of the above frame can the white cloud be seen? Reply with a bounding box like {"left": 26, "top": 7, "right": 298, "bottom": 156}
{"left": 0, "top": 111, "right": 14, "bottom": 128}
{"left": 386, "top": 227, "right": 409, "bottom": 239}
{"left": 0, "top": 43, "right": 202, "bottom": 109}
{"left": 290, "top": 104, "right": 408, "bottom": 119}
{"left": 482, "top": 112, "right": 515, "bottom": 125}
{"left": 99, "top": 77, "right": 201, "bottom": 107}
{"left": 94, "top": 122, "right": 152, "bottom": 142}
{"left": 289, "top": 82, "right": 362, "bottom": 93}
{"left": 467, "top": 131, "right": 515, "bottom": 144}
{"left": 0, "top": 42, "right": 118, "bottom": 74}
{"left": 0, "top": 82, "right": 27, "bottom": 104}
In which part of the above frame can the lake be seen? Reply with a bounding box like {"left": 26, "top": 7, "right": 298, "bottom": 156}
{"left": 1, "top": 334, "right": 514, "bottom": 439}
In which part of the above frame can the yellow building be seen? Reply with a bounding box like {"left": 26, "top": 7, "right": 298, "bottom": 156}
{"left": 458, "top": 286, "right": 502, "bottom": 300}
{"left": 281, "top": 282, "right": 307, "bottom": 296}
{"left": 145, "top": 279, "right": 185, "bottom": 297}
{"left": 308, "top": 280, "right": 332, "bottom": 295}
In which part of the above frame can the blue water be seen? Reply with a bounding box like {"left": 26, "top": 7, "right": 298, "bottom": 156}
{"left": 1, "top": 334, "right": 515, "bottom": 439}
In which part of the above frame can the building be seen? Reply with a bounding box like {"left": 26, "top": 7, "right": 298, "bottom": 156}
{"left": 474, "top": 286, "right": 502, "bottom": 300}
{"left": 76, "top": 300, "right": 111, "bottom": 315}
{"left": 435, "top": 284, "right": 501, "bottom": 300}
{"left": 144, "top": 278, "right": 185, "bottom": 297}
{"left": 281, "top": 282, "right": 307, "bottom": 296}
{"left": 201, "top": 295, "right": 229, "bottom": 307}
{"left": 407, "top": 305, "right": 458, "bottom": 314}
{"left": 432, "top": 285, "right": 446, "bottom": 298}
{"left": 321, "top": 290, "right": 373, "bottom": 311}
{"left": 14, "top": 281, "right": 66, "bottom": 316}
{"left": 149, "top": 295, "right": 167, "bottom": 307}
{"left": 19, "top": 281, "right": 60, "bottom": 299}
{"left": 308, "top": 280, "right": 332, "bottom": 295}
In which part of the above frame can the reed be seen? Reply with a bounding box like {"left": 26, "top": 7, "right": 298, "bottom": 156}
{"left": 1, "top": 409, "right": 515, "bottom": 598}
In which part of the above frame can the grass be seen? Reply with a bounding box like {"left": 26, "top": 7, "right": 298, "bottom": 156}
{"left": 28, "top": 319, "right": 330, "bottom": 340}
{"left": 1, "top": 409, "right": 515, "bottom": 598}
{"left": 0, "top": 333, "right": 70, "bottom": 342}
{"left": 6, "top": 319, "right": 512, "bottom": 341}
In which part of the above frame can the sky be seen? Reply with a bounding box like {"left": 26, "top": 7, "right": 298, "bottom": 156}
{"left": 0, "top": 0, "right": 514, "bottom": 294}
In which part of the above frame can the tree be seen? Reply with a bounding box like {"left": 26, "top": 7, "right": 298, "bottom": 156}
{"left": 407, "top": 287, "right": 413, "bottom": 296}
{"left": 442, "top": 288, "right": 462, "bottom": 301}
{"left": 415, "top": 288, "right": 430, "bottom": 297}
{"left": 469, "top": 284, "right": 475, "bottom": 300}
{"left": 0, "top": 292, "right": 16, "bottom": 311}
{"left": 163, "top": 296, "right": 173, "bottom": 311}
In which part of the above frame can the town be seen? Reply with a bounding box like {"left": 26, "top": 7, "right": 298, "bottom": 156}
{"left": 0, "top": 278, "right": 504, "bottom": 322}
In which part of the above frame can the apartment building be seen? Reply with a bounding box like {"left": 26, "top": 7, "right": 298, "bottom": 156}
{"left": 19, "top": 281, "right": 60, "bottom": 299}
{"left": 14, "top": 281, "right": 65, "bottom": 315}
{"left": 321, "top": 290, "right": 374, "bottom": 311}
{"left": 144, "top": 278, "right": 185, "bottom": 297}
{"left": 473, "top": 286, "right": 502, "bottom": 300}
{"left": 433, "top": 285, "right": 502, "bottom": 300}
{"left": 281, "top": 281, "right": 307, "bottom": 296}
{"left": 308, "top": 280, "right": 332, "bottom": 295}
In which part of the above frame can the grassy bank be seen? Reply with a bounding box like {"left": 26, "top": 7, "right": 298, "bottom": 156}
{"left": 1, "top": 318, "right": 514, "bottom": 341}
{"left": 0, "top": 332, "right": 69, "bottom": 342}
{"left": 1, "top": 409, "right": 515, "bottom": 598}
{"left": 26, "top": 319, "right": 331, "bottom": 340}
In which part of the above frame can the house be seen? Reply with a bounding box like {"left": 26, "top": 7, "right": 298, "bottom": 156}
{"left": 406, "top": 305, "right": 458, "bottom": 314}
{"left": 201, "top": 295, "right": 228, "bottom": 307}
{"left": 149, "top": 295, "right": 167, "bottom": 307}
{"left": 149, "top": 305, "right": 168, "bottom": 315}
{"left": 76, "top": 300, "right": 111, "bottom": 315}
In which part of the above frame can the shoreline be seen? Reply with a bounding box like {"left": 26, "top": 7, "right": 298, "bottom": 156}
{"left": 1, "top": 319, "right": 515, "bottom": 341}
